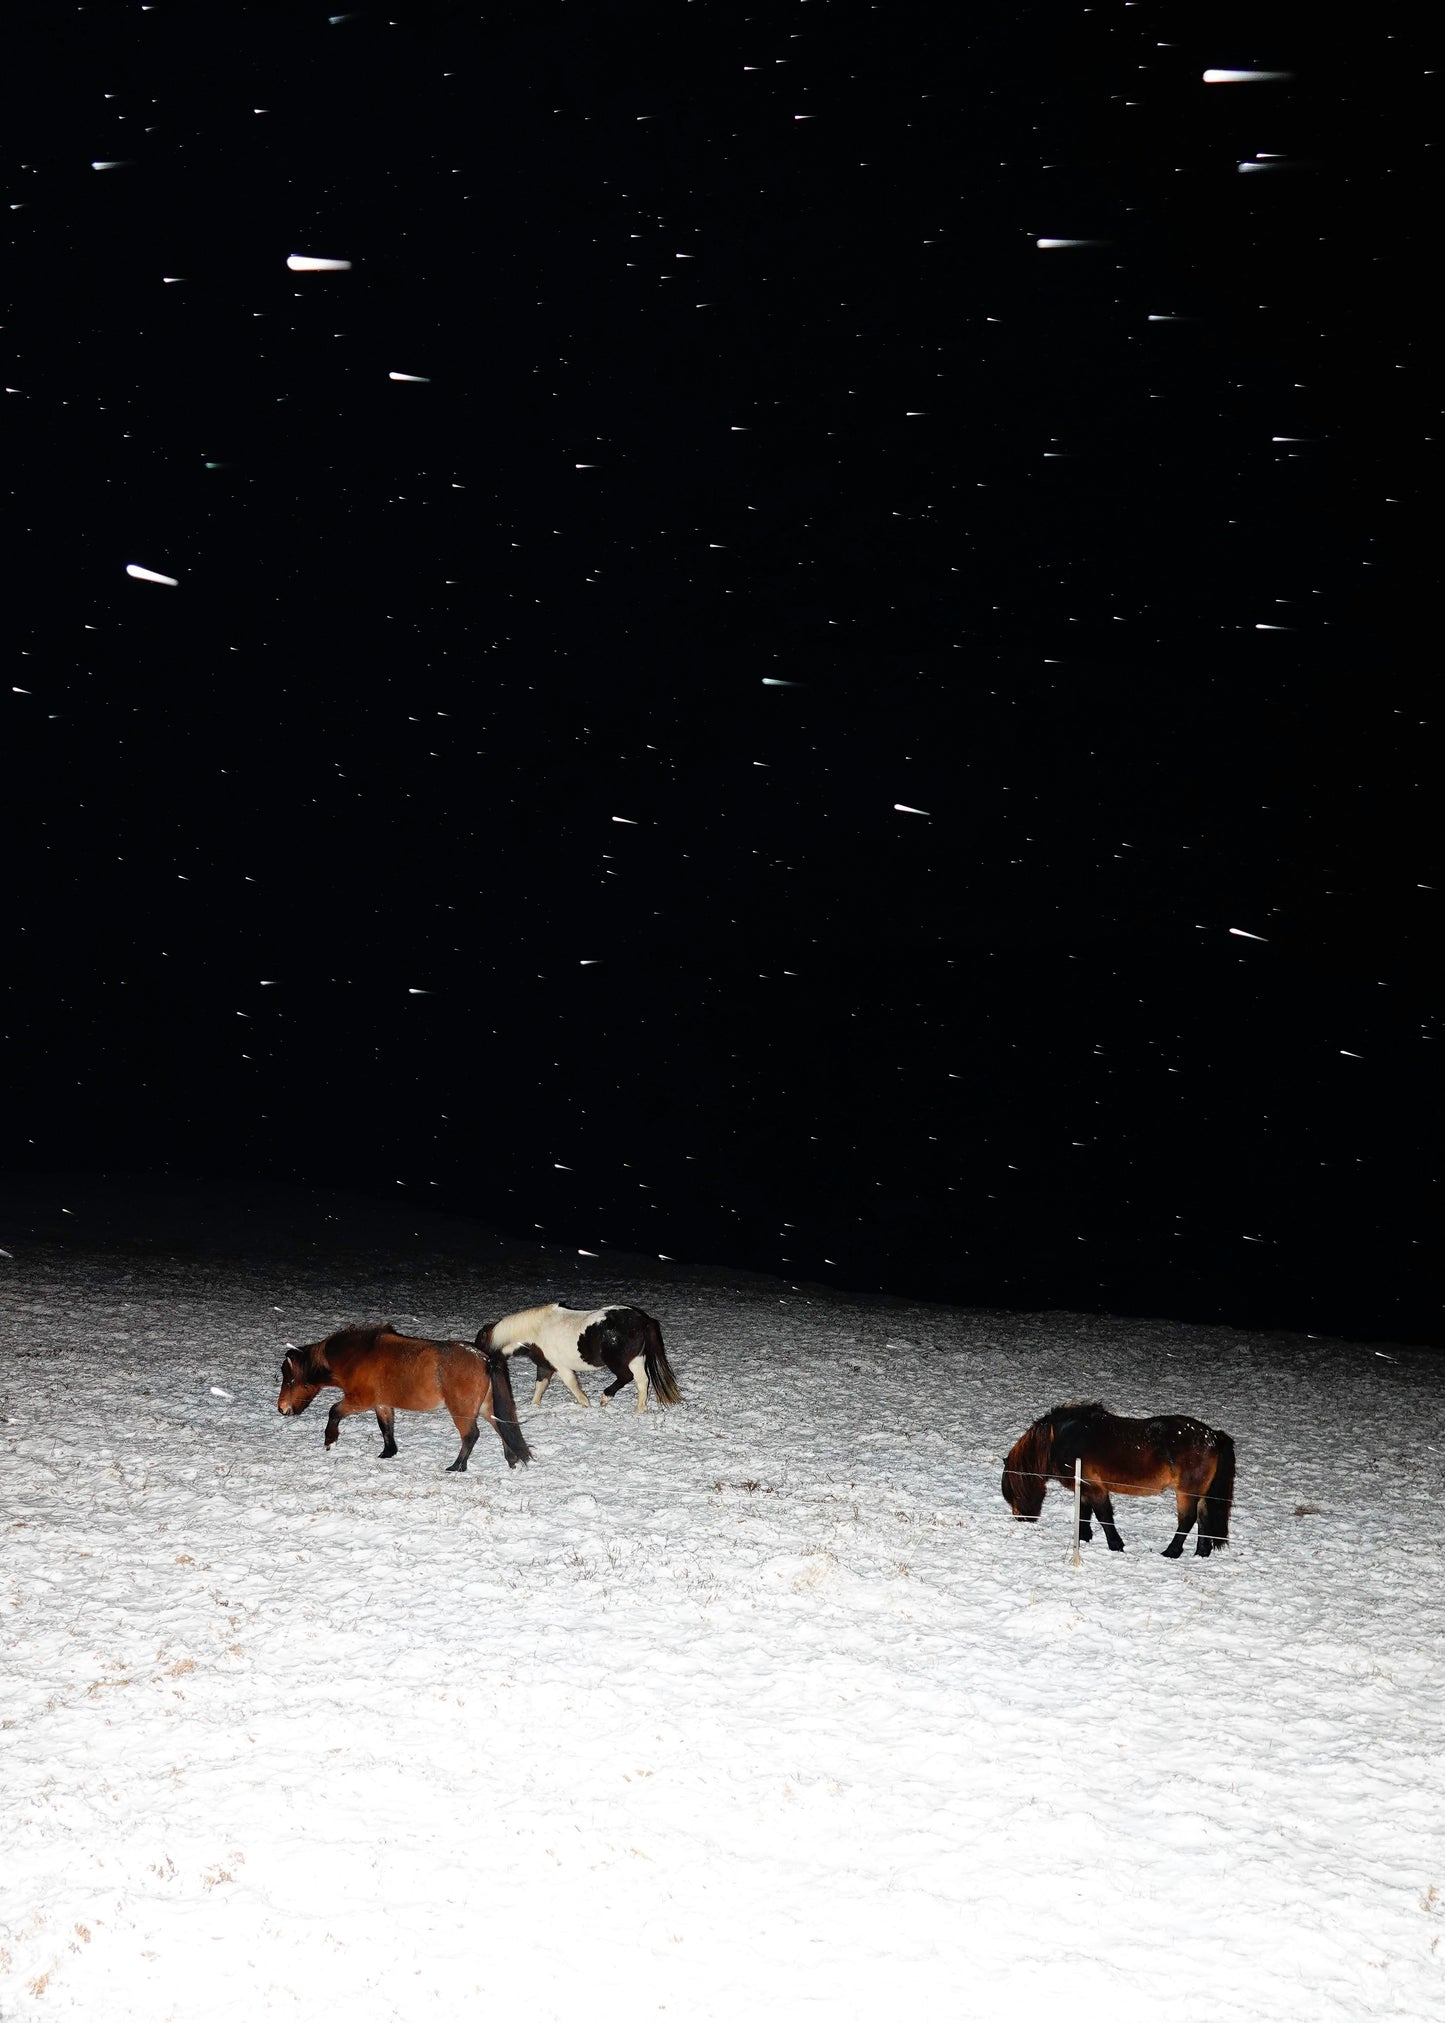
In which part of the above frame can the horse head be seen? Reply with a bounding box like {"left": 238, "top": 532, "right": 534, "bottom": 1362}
{"left": 277, "top": 1341, "right": 330, "bottom": 1417}
{"left": 1001, "top": 1420, "right": 1050, "bottom": 1519}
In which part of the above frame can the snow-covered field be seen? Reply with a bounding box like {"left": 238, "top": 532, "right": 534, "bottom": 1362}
{"left": 2, "top": 1187, "right": 1443, "bottom": 2021}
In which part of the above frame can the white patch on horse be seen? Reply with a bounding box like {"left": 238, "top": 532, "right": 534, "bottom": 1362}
{"left": 489, "top": 1304, "right": 623, "bottom": 1398}
{"left": 483, "top": 1302, "right": 679, "bottom": 1414}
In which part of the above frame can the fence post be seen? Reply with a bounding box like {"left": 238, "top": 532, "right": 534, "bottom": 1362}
{"left": 1071, "top": 1456, "right": 1082, "bottom": 1567}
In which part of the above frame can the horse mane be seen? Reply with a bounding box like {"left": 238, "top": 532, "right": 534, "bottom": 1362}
{"left": 323, "top": 1323, "right": 400, "bottom": 1354}
{"left": 1006, "top": 1416, "right": 1055, "bottom": 1478}
{"left": 1048, "top": 1398, "right": 1108, "bottom": 1424}
{"left": 1008, "top": 1402, "right": 1108, "bottom": 1476}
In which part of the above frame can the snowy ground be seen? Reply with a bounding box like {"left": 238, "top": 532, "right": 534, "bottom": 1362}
{"left": 2, "top": 1185, "right": 1443, "bottom": 2021}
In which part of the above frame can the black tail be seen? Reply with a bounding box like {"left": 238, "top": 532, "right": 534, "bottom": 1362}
{"left": 642, "top": 1313, "right": 681, "bottom": 1405}
{"left": 1200, "top": 1430, "right": 1235, "bottom": 1546}
{"left": 484, "top": 1346, "right": 531, "bottom": 1467}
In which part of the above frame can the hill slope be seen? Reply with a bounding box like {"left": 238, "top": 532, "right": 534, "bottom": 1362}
{"left": 1, "top": 1187, "right": 1441, "bottom": 2019}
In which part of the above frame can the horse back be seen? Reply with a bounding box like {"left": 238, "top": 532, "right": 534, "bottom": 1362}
{"left": 325, "top": 1328, "right": 448, "bottom": 1412}
{"left": 1070, "top": 1410, "right": 1222, "bottom": 1496}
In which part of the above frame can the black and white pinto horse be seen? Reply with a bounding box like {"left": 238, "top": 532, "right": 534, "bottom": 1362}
{"left": 475, "top": 1304, "right": 682, "bottom": 1415}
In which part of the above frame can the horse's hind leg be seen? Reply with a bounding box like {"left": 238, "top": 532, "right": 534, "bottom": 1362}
{"left": 1194, "top": 1494, "right": 1215, "bottom": 1558}
{"left": 375, "top": 1407, "right": 398, "bottom": 1460}
{"left": 1094, "top": 1494, "right": 1125, "bottom": 1552}
{"left": 446, "top": 1410, "right": 481, "bottom": 1473}
{"left": 629, "top": 1353, "right": 649, "bottom": 1416}
{"left": 1164, "top": 1491, "right": 1198, "bottom": 1558}
{"left": 1077, "top": 1496, "right": 1094, "bottom": 1545}
{"left": 599, "top": 1348, "right": 631, "bottom": 1402}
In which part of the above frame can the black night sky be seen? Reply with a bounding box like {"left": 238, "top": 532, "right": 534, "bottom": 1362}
{"left": 5, "top": 5, "right": 1437, "bottom": 1342}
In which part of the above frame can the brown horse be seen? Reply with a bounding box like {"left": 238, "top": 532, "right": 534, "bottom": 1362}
{"left": 277, "top": 1324, "right": 530, "bottom": 1472}
{"left": 1001, "top": 1399, "right": 1235, "bottom": 1556}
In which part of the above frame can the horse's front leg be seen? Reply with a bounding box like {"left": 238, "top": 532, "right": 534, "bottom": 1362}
{"left": 375, "top": 1406, "right": 398, "bottom": 1459}
{"left": 517, "top": 1345, "right": 554, "bottom": 1407}
{"left": 559, "top": 1368, "right": 591, "bottom": 1407}
{"left": 323, "top": 1397, "right": 362, "bottom": 1451}
{"left": 1093, "top": 1494, "right": 1125, "bottom": 1551}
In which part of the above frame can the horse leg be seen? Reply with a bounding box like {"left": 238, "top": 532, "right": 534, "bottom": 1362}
{"left": 1094, "top": 1494, "right": 1125, "bottom": 1551}
{"left": 559, "top": 1368, "right": 591, "bottom": 1408}
{"left": 323, "top": 1398, "right": 362, "bottom": 1451}
{"left": 1076, "top": 1495, "right": 1094, "bottom": 1545}
{"left": 375, "top": 1406, "right": 398, "bottom": 1459}
{"left": 1194, "top": 1492, "right": 1215, "bottom": 1558}
{"left": 1163, "top": 1491, "right": 1198, "bottom": 1558}
{"left": 630, "top": 1353, "right": 650, "bottom": 1416}
{"left": 509, "top": 1344, "right": 552, "bottom": 1407}
{"left": 445, "top": 1403, "right": 481, "bottom": 1473}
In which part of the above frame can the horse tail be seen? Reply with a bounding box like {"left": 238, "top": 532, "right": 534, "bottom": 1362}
{"left": 641, "top": 1313, "right": 682, "bottom": 1405}
{"left": 483, "top": 1345, "right": 531, "bottom": 1468}
{"left": 1201, "top": 1430, "right": 1235, "bottom": 1546}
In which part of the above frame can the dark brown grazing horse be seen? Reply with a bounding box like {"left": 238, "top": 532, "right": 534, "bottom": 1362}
{"left": 1001, "top": 1400, "right": 1235, "bottom": 1556}
{"left": 277, "top": 1325, "right": 530, "bottom": 1472}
